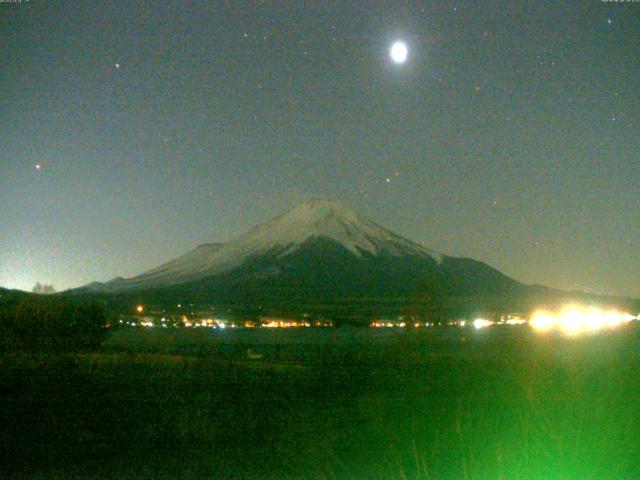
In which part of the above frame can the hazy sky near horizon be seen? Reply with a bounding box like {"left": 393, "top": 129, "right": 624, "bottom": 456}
{"left": 1, "top": 0, "right": 639, "bottom": 296}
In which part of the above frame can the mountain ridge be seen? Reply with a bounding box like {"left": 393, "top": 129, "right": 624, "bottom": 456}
{"left": 71, "top": 199, "right": 639, "bottom": 318}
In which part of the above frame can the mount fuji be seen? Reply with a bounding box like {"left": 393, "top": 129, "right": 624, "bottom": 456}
{"left": 79, "top": 199, "right": 527, "bottom": 316}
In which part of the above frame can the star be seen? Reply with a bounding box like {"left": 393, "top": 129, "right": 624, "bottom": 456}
{"left": 607, "top": 19, "right": 612, "bottom": 25}
{"left": 115, "top": 63, "right": 120, "bottom": 69}
{"left": 35, "top": 164, "right": 41, "bottom": 171}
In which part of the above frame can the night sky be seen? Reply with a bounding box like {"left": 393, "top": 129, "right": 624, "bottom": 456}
{"left": 1, "top": 1, "right": 638, "bottom": 296}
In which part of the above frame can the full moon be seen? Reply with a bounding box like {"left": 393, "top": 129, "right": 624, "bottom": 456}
{"left": 390, "top": 41, "right": 408, "bottom": 64}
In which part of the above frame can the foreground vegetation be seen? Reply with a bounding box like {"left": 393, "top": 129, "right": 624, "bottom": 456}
{"left": 2, "top": 325, "right": 640, "bottom": 479}
{"left": 0, "top": 295, "right": 107, "bottom": 352}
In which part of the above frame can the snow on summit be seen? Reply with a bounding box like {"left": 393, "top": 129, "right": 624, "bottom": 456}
{"left": 92, "top": 199, "right": 443, "bottom": 291}
{"left": 243, "top": 199, "right": 438, "bottom": 259}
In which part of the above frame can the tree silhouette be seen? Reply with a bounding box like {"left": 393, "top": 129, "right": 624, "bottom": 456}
{"left": 32, "top": 283, "right": 56, "bottom": 294}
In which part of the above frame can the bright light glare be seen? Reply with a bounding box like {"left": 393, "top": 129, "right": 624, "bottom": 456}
{"left": 390, "top": 41, "right": 408, "bottom": 64}
{"left": 473, "top": 318, "right": 493, "bottom": 330}
{"left": 559, "top": 308, "right": 584, "bottom": 335}
{"left": 530, "top": 305, "right": 634, "bottom": 335}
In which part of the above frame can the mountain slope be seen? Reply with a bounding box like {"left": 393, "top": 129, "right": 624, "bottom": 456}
{"left": 170, "top": 237, "right": 520, "bottom": 302}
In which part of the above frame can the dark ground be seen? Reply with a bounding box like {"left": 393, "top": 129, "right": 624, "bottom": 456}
{"left": 2, "top": 326, "right": 640, "bottom": 479}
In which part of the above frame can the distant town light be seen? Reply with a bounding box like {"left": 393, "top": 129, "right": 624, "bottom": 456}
{"left": 504, "top": 318, "right": 526, "bottom": 325}
{"left": 473, "top": 318, "right": 493, "bottom": 330}
{"left": 136, "top": 305, "right": 144, "bottom": 313}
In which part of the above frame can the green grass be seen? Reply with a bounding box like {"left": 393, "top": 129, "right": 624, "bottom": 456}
{"left": 2, "top": 326, "right": 640, "bottom": 479}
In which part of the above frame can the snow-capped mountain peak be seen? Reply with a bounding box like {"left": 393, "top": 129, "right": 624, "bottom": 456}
{"left": 89, "top": 199, "right": 443, "bottom": 291}
{"left": 240, "top": 198, "right": 438, "bottom": 259}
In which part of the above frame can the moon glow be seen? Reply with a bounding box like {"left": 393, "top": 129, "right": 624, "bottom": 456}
{"left": 390, "top": 41, "right": 408, "bottom": 64}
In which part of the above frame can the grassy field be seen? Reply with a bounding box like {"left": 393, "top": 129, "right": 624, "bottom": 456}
{"left": 2, "top": 325, "right": 640, "bottom": 479}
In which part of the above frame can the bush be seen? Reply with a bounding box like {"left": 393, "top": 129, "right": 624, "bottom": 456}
{"left": 0, "top": 296, "right": 108, "bottom": 352}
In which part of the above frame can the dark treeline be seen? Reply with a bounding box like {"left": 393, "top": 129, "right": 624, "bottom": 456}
{"left": 0, "top": 295, "right": 108, "bottom": 352}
